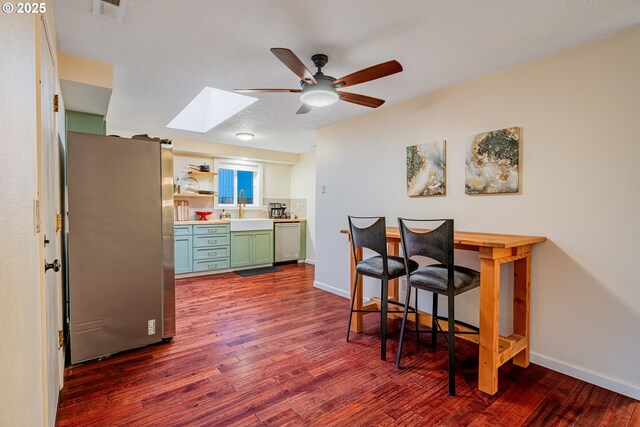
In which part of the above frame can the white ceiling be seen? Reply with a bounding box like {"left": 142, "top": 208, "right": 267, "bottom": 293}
{"left": 53, "top": 0, "right": 640, "bottom": 153}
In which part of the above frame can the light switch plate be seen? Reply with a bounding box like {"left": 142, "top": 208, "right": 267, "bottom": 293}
{"left": 33, "top": 199, "right": 41, "bottom": 235}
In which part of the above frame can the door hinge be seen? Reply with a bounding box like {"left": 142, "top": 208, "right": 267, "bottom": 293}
{"left": 58, "top": 330, "right": 64, "bottom": 349}
{"left": 56, "top": 213, "right": 62, "bottom": 232}
{"left": 53, "top": 94, "right": 59, "bottom": 112}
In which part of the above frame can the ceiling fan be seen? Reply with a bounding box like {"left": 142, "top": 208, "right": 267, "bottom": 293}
{"left": 235, "top": 48, "right": 403, "bottom": 114}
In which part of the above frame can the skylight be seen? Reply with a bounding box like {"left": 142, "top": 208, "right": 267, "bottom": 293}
{"left": 166, "top": 87, "right": 257, "bottom": 133}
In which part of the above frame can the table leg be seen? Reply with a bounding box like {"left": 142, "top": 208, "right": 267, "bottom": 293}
{"left": 350, "top": 246, "right": 363, "bottom": 333}
{"left": 479, "top": 248, "right": 501, "bottom": 395}
{"left": 388, "top": 241, "right": 399, "bottom": 301}
{"left": 513, "top": 253, "right": 531, "bottom": 367}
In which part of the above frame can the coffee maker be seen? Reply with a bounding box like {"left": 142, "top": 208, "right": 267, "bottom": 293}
{"left": 268, "top": 202, "right": 287, "bottom": 218}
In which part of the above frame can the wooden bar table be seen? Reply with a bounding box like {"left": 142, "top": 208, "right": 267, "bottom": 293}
{"left": 341, "top": 227, "right": 546, "bottom": 395}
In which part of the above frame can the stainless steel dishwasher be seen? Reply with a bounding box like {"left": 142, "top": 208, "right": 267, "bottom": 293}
{"left": 274, "top": 222, "right": 301, "bottom": 263}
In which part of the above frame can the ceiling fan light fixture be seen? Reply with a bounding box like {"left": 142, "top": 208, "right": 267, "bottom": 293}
{"left": 300, "top": 88, "right": 339, "bottom": 107}
{"left": 236, "top": 132, "right": 254, "bottom": 141}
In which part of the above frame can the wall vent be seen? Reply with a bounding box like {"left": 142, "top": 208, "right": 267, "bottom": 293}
{"left": 92, "top": 0, "right": 128, "bottom": 23}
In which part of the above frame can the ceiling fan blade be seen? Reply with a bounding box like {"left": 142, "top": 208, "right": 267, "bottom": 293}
{"left": 234, "top": 88, "right": 301, "bottom": 93}
{"left": 333, "top": 60, "right": 403, "bottom": 88}
{"left": 339, "top": 91, "right": 385, "bottom": 108}
{"left": 296, "top": 104, "right": 312, "bottom": 114}
{"left": 271, "top": 48, "right": 317, "bottom": 84}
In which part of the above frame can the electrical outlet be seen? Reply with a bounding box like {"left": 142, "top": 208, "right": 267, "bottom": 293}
{"left": 147, "top": 319, "right": 156, "bottom": 335}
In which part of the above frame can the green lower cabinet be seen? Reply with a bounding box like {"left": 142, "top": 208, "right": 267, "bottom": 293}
{"left": 231, "top": 230, "right": 274, "bottom": 268}
{"left": 299, "top": 221, "right": 307, "bottom": 261}
{"left": 230, "top": 233, "right": 253, "bottom": 268}
{"left": 253, "top": 231, "right": 274, "bottom": 265}
{"left": 175, "top": 224, "right": 230, "bottom": 275}
{"left": 193, "top": 258, "right": 230, "bottom": 272}
{"left": 174, "top": 235, "right": 193, "bottom": 274}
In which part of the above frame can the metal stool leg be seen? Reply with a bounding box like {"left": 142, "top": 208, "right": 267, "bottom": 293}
{"left": 447, "top": 295, "right": 456, "bottom": 396}
{"left": 395, "top": 285, "right": 412, "bottom": 368}
{"left": 432, "top": 292, "right": 438, "bottom": 349}
{"left": 415, "top": 289, "right": 420, "bottom": 347}
{"left": 380, "top": 278, "right": 389, "bottom": 360}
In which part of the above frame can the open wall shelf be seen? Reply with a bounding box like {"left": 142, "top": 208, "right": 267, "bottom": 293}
{"left": 188, "top": 171, "right": 217, "bottom": 176}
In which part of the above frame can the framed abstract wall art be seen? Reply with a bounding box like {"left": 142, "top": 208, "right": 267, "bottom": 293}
{"left": 407, "top": 140, "right": 446, "bottom": 197}
{"left": 465, "top": 127, "right": 520, "bottom": 194}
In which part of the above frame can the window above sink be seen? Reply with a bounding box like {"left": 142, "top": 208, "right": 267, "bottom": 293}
{"left": 214, "top": 159, "right": 263, "bottom": 210}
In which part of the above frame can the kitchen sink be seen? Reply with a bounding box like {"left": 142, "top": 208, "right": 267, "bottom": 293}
{"left": 229, "top": 218, "right": 273, "bottom": 232}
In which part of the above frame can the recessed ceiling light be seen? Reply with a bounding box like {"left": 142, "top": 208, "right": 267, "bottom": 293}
{"left": 236, "top": 132, "right": 254, "bottom": 141}
{"left": 167, "top": 87, "right": 257, "bottom": 133}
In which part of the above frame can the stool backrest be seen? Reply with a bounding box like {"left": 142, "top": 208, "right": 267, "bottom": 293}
{"left": 398, "top": 218, "right": 454, "bottom": 271}
{"left": 347, "top": 216, "right": 388, "bottom": 262}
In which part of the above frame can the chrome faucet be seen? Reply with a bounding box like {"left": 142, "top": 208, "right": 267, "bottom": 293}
{"left": 238, "top": 189, "right": 246, "bottom": 218}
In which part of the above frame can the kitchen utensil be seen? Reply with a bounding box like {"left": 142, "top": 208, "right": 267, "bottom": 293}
{"left": 189, "top": 164, "right": 211, "bottom": 172}
{"left": 195, "top": 211, "right": 213, "bottom": 221}
{"left": 182, "top": 176, "right": 199, "bottom": 193}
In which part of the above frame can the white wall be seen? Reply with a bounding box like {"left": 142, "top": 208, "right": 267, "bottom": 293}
{"left": 0, "top": 14, "right": 45, "bottom": 427}
{"left": 291, "top": 149, "right": 316, "bottom": 262}
{"left": 315, "top": 26, "right": 640, "bottom": 398}
{"left": 264, "top": 163, "right": 291, "bottom": 199}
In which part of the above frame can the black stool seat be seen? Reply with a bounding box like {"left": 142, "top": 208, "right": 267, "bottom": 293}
{"left": 410, "top": 264, "right": 480, "bottom": 295}
{"left": 357, "top": 256, "right": 418, "bottom": 278}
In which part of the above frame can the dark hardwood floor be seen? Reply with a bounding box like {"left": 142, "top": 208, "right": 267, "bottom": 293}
{"left": 57, "top": 263, "right": 639, "bottom": 426}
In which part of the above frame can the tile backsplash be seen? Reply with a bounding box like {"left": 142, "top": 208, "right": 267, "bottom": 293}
{"left": 262, "top": 198, "right": 307, "bottom": 219}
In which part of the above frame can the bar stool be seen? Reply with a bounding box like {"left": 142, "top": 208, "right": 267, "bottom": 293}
{"left": 395, "top": 218, "right": 480, "bottom": 395}
{"left": 346, "top": 216, "right": 418, "bottom": 360}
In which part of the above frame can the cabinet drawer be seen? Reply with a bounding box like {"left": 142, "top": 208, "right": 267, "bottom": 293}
{"left": 193, "top": 258, "right": 230, "bottom": 272}
{"left": 193, "top": 234, "right": 230, "bottom": 247}
{"left": 193, "top": 224, "right": 230, "bottom": 235}
{"left": 174, "top": 225, "right": 192, "bottom": 236}
{"left": 193, "top": 246, "right": 230, "bottom": 261}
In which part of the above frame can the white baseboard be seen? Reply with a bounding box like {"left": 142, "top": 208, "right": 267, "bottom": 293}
{"left": 530, "top": 351, "right": 640, "bottom": 399}
{"left": 313, "top": 280, "right": 349, "bottom": 299}
{"left": 304, "top": 258, "right": 315, "bottom": 265}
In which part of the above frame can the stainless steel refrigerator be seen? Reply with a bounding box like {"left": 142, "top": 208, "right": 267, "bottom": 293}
{"left": 67, "top": 132, "right": 175, "bottom": 363}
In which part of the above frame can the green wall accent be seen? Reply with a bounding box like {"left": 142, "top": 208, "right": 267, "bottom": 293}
{"left": 66, "top": 110, "right": 106, "bottom": 135}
